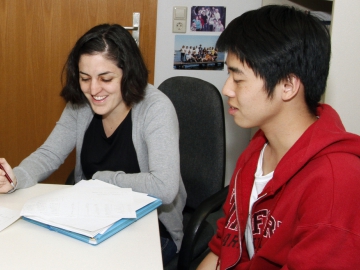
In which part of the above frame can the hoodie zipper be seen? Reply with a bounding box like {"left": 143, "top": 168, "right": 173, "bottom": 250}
{"left": 251, "top": 192, "right": 269, "bottom": 253}
{"left": 224, "top": 171, "right": 269, "bottom": 270}
{"left": 225, "top": 168, "right": 242, "bottom": 270}
{"left": 252, "top": 185, "right": 286, "bottom": 254}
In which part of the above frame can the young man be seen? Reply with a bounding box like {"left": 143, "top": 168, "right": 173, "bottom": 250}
{"left": 198, "top": 5, "right": 360, "bottom": 270}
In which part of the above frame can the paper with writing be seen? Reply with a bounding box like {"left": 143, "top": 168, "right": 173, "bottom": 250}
{"left": 20, "top": 180, "right": 153, "bottom": 232}
{"left": 0, "top": 206, "right": 21, "bottom": 232}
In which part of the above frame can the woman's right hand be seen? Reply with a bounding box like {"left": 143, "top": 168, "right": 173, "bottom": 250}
{"left": 0, "top": 158, "right": 17, "bottom": 193}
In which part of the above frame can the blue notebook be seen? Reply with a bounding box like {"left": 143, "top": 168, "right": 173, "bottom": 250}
{"left": 22, "top": 196, "right": 162, "bottom": 245}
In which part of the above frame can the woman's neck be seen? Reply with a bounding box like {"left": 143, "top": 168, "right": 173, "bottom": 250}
{"left": 102, "top": 106, "right": 131, "bottom": 137}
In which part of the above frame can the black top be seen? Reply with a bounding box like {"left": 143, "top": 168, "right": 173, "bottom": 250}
{"left": 81, "top": 110, "right": 140, "bottom": 179}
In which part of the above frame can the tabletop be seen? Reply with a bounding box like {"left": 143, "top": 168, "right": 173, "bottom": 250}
{"left": 0, "top": 184, "right": 163, "bottom": 270}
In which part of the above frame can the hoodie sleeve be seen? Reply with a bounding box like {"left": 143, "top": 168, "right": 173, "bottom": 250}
{"left": 209, "top": 210, "right": 227, "bottom": 256}
{"left": 281, "top": 153, "right": 360, "bottom": 269}
{"left": 282, "top": 224, "right": 360, "bottom": 269}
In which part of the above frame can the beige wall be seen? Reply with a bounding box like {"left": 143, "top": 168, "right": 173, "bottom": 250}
{"left": 262, "top": 0, "right": 332, "bottom": 13}
{"left": 325, "top": 0, "right": 360, "bottom": 135}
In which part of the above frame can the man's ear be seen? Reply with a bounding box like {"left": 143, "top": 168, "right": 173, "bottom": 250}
{"left": 281, "top": 74, "right": 301, "bottom": 101}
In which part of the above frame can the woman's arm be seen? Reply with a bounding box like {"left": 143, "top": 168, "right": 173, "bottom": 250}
{"left": 13, "top": 103, "right": 81, "bottom": 189}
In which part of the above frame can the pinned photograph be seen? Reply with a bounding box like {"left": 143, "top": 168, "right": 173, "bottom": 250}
{"left": 174, "top": 35, "right": 224, "bottom": 70}
{"left": 190, "top": 6, "right": 226, "bottom": 32}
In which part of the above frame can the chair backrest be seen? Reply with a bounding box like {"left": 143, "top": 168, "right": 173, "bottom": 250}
{"left": 158, "top": 76, "right": 226, "bottom": 210}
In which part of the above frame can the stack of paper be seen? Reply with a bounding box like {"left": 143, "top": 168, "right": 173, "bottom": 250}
{"left": 20, "top": 180, "right": 162, "bottom": 244}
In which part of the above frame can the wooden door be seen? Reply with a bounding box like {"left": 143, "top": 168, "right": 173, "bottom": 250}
{"left": 0, "top": 0, "right": 158, "bottom": 184}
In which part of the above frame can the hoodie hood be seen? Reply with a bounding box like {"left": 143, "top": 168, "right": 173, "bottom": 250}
{"left": 250, "top": 104, "right": 360, "bottom": 195}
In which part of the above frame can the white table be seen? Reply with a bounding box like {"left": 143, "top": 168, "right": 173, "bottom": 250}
{"left": 0, "top": 184, "right": 163, "bottom": 270}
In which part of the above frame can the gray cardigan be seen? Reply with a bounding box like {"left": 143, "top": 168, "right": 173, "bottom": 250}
{"left": 13, "top": 84, "right": 186, "bottom": 250}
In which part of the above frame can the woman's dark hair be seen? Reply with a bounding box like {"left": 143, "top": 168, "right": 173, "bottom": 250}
{"left": 216, "top": 5, "right": 331, "bottom": 115}
{"left": 60, "top": 24, "right": 148, "bottom": 107}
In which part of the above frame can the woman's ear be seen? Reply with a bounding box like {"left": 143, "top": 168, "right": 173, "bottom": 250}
{"left": 282, "top": 74, "right": 301, "bottom": 101}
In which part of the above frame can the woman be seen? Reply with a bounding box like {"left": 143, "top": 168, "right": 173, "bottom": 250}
{"left": 0, "top": 24, "right": 186, "bottom": 265}
{"left": 195, "top": 16, "right": 202, "bottom": 31}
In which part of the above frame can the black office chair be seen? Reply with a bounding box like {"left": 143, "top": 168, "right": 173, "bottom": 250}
{"left": 158, "top": 76, "right": 228, "bottom": 270}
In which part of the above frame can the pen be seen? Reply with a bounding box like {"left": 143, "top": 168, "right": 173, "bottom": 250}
{"left": 0, "top": 164, "right": 15, "bottom": 188}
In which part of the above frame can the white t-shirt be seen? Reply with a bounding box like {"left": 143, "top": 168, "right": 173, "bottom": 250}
{"left": 245, "top": 143, "right": 274, "bottom": 258}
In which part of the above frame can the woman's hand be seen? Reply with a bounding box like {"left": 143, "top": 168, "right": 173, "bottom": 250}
{"left": 0, "top": 158, "right": 17, "bottom": 193}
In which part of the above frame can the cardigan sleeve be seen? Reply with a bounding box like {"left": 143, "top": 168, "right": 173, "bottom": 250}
{"left": 13, "top": 102, "right": 79, "bottom": 189}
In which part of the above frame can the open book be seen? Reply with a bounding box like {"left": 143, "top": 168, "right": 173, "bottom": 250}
{"left": 20, "top": 180, "right": 162, "bottom": 245}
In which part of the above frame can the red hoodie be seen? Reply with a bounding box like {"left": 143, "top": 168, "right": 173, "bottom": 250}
{"left": 209, "top": 104, "right": 360, "bottom": 269}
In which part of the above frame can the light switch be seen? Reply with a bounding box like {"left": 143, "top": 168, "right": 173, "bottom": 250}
{"left": 173, "top": 6, "right": 187, "bottom": 33}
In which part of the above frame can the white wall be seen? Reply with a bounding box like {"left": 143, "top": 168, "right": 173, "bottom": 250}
{"left": 154, "top": 0, "right": 262, "bottom": 185}
{"left": 325, "top": 0, "right": 360, "bottom": 135}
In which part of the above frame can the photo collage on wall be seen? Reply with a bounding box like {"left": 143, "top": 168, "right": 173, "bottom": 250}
{"left": 174, "top": 6, "right": 226, "bottom": 70}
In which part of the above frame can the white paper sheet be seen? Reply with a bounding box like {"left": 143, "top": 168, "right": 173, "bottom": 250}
{"left": 0, "top": 206, "right": 21, "bottom": 232}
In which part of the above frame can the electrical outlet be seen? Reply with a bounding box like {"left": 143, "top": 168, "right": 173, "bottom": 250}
{"left": 173, "top": 20, "right": 186, "bottom": 32}
{"left": 173, "top": 6, "right": 187, "bottom": 33}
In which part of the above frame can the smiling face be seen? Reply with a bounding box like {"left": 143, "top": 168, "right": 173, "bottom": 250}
{"left": 79, "top": 53, "right": 127, "bottom": 119}
{"left": 222, "top": 52, "right": 282, "bottom": 129}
